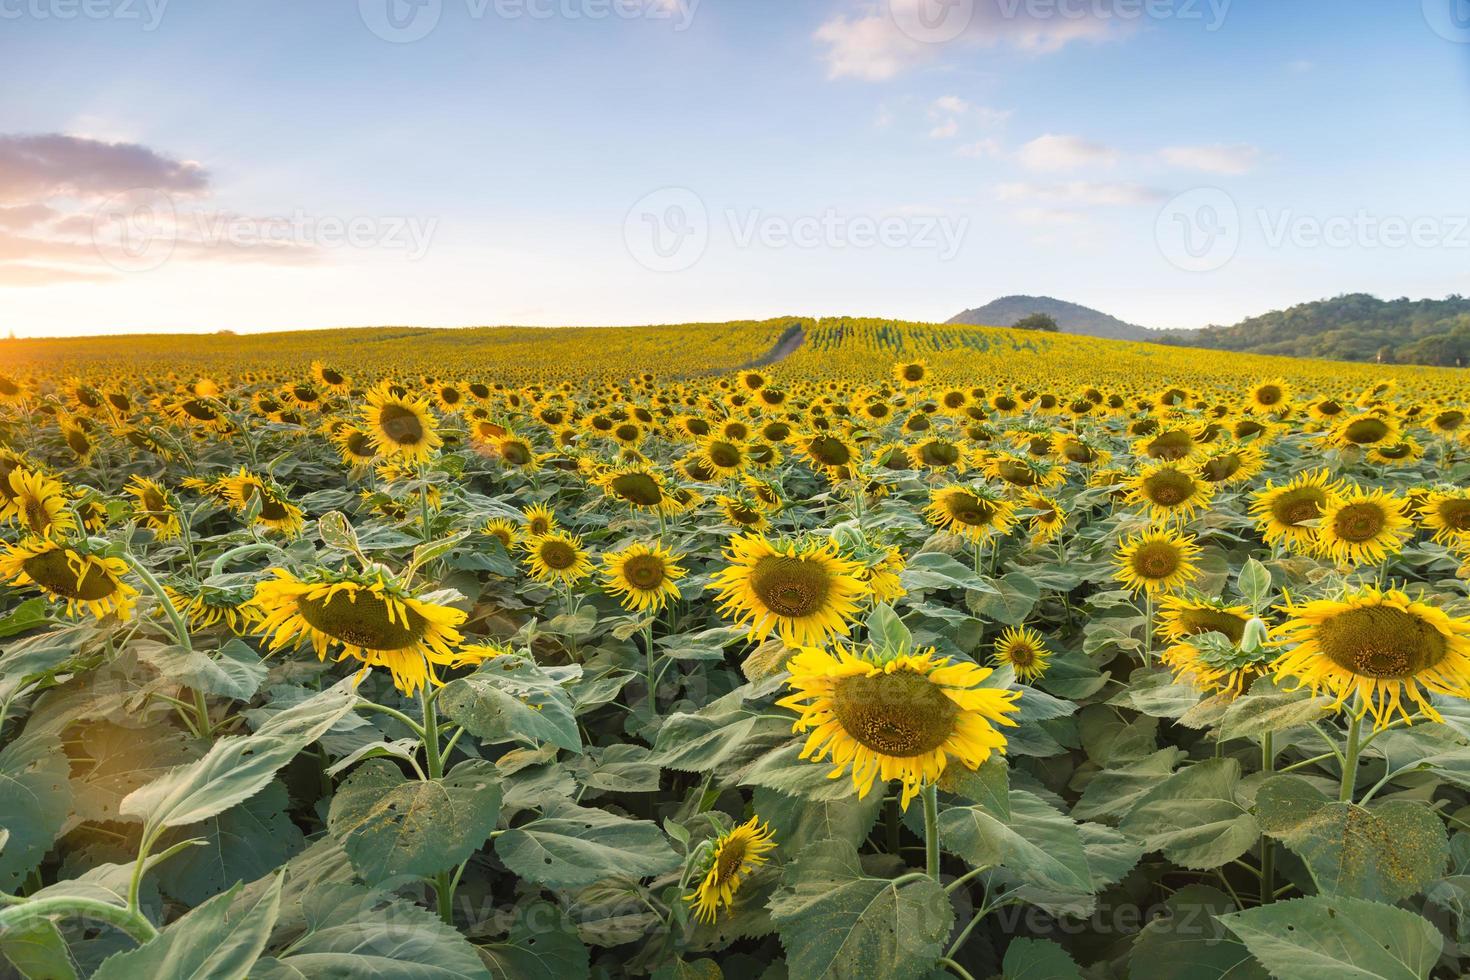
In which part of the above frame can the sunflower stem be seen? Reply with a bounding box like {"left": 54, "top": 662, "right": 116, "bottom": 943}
{"left": 1339, "top": 710, "right": 1364, "bottom": 803}
{"left": 1259, "top": 731, "right": 1275, "bottom": 904}
{"left": 922, "top": 784, "right": 941, "bottom": 880}
{"left": 643, "top": 622, "right": 659, "bottom": 722}
{"left": 0, "top": 897, "right": 157, "bottom": 946}
{"left": 123, "top": 553, "right": 212, "bottom": 736}
{"left": 419, "top": 686, "right": 457, "bottom": 925}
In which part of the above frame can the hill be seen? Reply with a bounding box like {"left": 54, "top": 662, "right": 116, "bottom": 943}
{"left": 1157, "top": 293, "right": 1470, "bottom": 368}
{"left": 947, "top": 295, "right": 1154, "bottom": 341}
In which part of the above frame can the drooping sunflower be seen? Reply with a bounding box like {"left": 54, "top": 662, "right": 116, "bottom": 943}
{"left": 993, "top": 626, "right": 1051, "bottom": 683}
{"left": 219, "top": 468, "right": 305, "bottom": 537}
{"left": 908, "top": 436, "right": 966, "bottom": 473}
{"left": 1250, "top": 469, "right": 1344, "bottom": 551}
{"left": 795, "top": 433, "right": 858, "bottom": 477}
{"left": 717, "top": 494, "right": 771, "bottom": 533}
{"left": 125, "top": 475, "right": 181, "bottom": 542}
{"left": 602, "top": 541, "right": 687, "bottom": 613}
{"left": 164, "top": 582, "right": 258, "bottom": 634}
{"left": 481, "top": 517, "right": 520, "bottom": 552}
{"left": 1193, "top": 444, "right": 1266, "bottom": 486}
{"left": 924, "top": 484, "right": 1017, "bottom": 545}
{"left": 0, "top": 539, "right": 137, "bottom": 620}
{"left": 1156, "top": 595, "right": 1263, "bottom": 697}
{"left": 1127, "top": 462, "right": 1215, "bottom": 524}
{"left": 710, "top": 534, "right": 868, "bottom": 647}
{"left": 1419, "top": 490, "right": 1470, "bottom": 546}
{"left": 856, "top": 545, "right": 907, "bottom": 605}
{"left": 524, "top": 531, "right": 593, "bottom": 586}
{"left": 1114, "top": 529, "right": 1202, "bottom": 596}
{"left": 1271, "top": 588, "right": 1470, "bottom": 728}
{"left": 333, "top": 426, "right": 380, "bottom": 469}
{"left": 778, "top": 643, "right": 1020, "bottom": 809}
{"left": 685, "top": 817, "right": 777, "bottom": 925}
{"left": 362, "top": 384, "right": 442, "bottom": 463}
{"left": 1022, "top": 492, "right": 1065, "bottom": 546}
{"left": 1368, "top": 437, "right": 1423, "bottom": 466}
{"left": 7, "top": 468, "right": 76, "bottom": 539}
{"left": 249, "top": 567, "right": 468, "bottom": 696}
{"left": 1316, "top": 488, "right": 1413, "bottom": 566}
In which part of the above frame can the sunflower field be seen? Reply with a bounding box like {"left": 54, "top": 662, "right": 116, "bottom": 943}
{"left": 3, "top": 318, "right": 1470, "bottom": 980}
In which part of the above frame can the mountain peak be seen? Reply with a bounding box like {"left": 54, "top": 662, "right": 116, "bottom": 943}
{"left": 948, "top": 295, "right": 1153, "bottom": 342}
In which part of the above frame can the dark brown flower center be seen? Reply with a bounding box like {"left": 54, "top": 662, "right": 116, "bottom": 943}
{"left": 945, "top": 493, "right": 998, "bottom": 527}
{"left": 1342, "top": 418, "right": 1390, "bottom": 445}
{"left": 1316, "top": 606, "right": 1447, "bottom": 679}
{"left": 1143, "top": 470, "right": 1195, "bottom": 506}
{"left": 1273, "top": 487, "right": 1327, "bottom": 527}
{"left": 538, "top": 540, "right": 578, "bottom": 570}
{"left": 1333, "top": 503, "right": 1386, "bottom": 543}
{"left": 831, "top": 669, "right": 957, "bottom": 756}
{"left": 23, "top": 549, "right": 119, "bottom": 601}
{"left": 297, "top": 589, "right": 427, "bottom": 650}
{"left": 378, "top": 404, "right": 426, "bottom": 446}
{"left": 622, "top": 554, "right": 667, "bottom": 590}
{"left": 750, "top": 556, "right": 831, "bottom": 618}
{"left": 1132, "top": 542, "right": 1181, "bottom": 579}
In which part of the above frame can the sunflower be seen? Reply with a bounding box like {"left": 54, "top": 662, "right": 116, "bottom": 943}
{"left": 710, "top": 534, "right": 868, "bottom": 647}
{"left": 857, "top": 546, "right": 907, "bottom": 605}
{"left": 1156, "top": 595, "right": 1263, "bottom": 697}
{"left": 1271, "top": 588, "right": 1470, "bottom": 728}
{"left": 310, "top": 361, "right": 351, "bottom": 393}
{"left": 1247, "top": 379, "right": 1291, "bottom": 414}
{"left": 7, "top": 468, "right": 75, "bottom": 539}
{"left": 893, "top": 361, "right": 928, "bottom": 388}
{"left": 59, "top": 418, "right": 97, "bottom": 464}
{"left": 685, "top": 817, "right": 777, "bottom": 925}
{"left": 219, "top": 468, "right": 305, "bottom": 536}
{"left": 1368, "top": 437, "right": 1423, "bottom": 465}
{"left": 0, "top": 539, "right": 137, "bottom": 620}
{"left": 602, "top": 542, "right": 686, "bottom": 613}
{"left": 1250, "top": 469, "right": 1344, "bottom": 551}
{"left": 1022, "top": 492, "right": 1065, "bottom": 545}
{"left": 249, "top": 567, "right": 468, "bottom": 696}
{"left": 481, "top": 517, "right": 520, "bottom": 551}
{"left": 1193, "top": 444, "right": 1266, "bottom": 486}
{"left": 993, "top": 626, "right": 1051, "bottom": 683}
{"left": 524, "top": 531, "right": 593, "bottom": 586}
{"left": 1127, "top": 462, "right": 1215, "bottom": 524}
{"left": 984, "top": 452, "right": 1063, "bottom": 491}
{"left": 908, "top": 436, "right": 966, "bottom": 473}
{"left": 0, "top": 373, "right": 29, "bottom": 405}
{"left": 363, "top": 384, "right": 442, "bottom": 463}
{"left": 164, "top": 582, "right": 258, "bottom": 634}
{"left": 0, "top": 451, "right": 34, "bottom": 521}
{"left": 795, "top": 433, "right": 857, "bottom": 476}
{"left": 1332, "top": 412, "right": 1399, "bottom": 449}
{"left": 924, "top": 484, "right": 1017, "bottom": 545}
{"left": 1114, "top": 530, "right": 1202, "bottom": 596}
{"left": 1134, "top": 425, "right": 1202, "bottom": 463}
{"left": 333, "top": 426, "right": 380, "bottom": 469}
{"left": 777, "top": 643, "right": 1019, "bottom": 809}
{"left": 125, "top": 475, "right": 181, "bottom": 542}
{"left": 697, "top": 436, "right": 748, "bottom": 480}
{"left": 1419, "top": 490, "right": 1470, "bottom": 546}
{"left": 594, "top": 464, "right": 677, "bottom": 515}
{"left": 522, "top": 503, "right": 557, "bottom": 539}
{"left": 1316, "top": 488, "right": 1413, "bottom": 566}
{"left": 717, "top": 494, "right": 771, "bottom": 533}
{"left": 1427, "top": 409, "right": 1467, "bottom": 439}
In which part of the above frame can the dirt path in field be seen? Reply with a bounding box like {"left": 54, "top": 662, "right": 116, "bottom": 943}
{"left": 740, "top": 323, "right": 806, "bottom": 370}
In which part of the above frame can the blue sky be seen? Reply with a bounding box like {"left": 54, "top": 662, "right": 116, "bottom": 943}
{"left": 2, "top": 0, "right": 1468, "bottom": 337}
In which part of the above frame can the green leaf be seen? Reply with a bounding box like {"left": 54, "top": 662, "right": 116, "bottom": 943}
{"left": 768, "top": 839, "right": 953, "bottom": 980}
{"left": 650, "top": 694, "right": 793, "bottom": 775}
{"left": 0, "top": 597, "right": 52, "bottom": 640}
{"left": 1002, "top": 938, "right": 1082, "bottom": 980}
{"left": 250, "top": 881, "right": 492, "bottom": 979}
{"left": 967, "top": 573, "right": 1040, "bottom": 627}
{"left": 67, "top": 722, "right": 202, "bottom": 824}
{"left": 479, "top": 901, "right": 590, "bottom": 980}
{"left": 939, "top": 790, "right": 1091, "bottom": 893}
{"left": 1219, "top": 896, "right": 1443, "bottom": 980}
{"left": 1120, "top": 758, "right": 1258, "bottom": 870}
{"left": 1237, "top": 558, "right": 1273, "bottom": 613}
{"left": 0, "top": 733, "right": 72, "bottom": 891}
{"left": 940, "top": 756, "right": 1010, "bottom": 820}
{"left": 899, "top": 552, "right": 999, "bottom": 594}
{"left": 1218, "top": 682, "right": 1331, "bottom": 742}
{"left": 494, "top": 803, "right": 679, "bottom": 888}
{"left": 328, "top": 760, "right": 502, "bottom": 885}
{"left": 156, "top": 779, "right": 305, "bottom": 905}
{"left": 1128, "top": 885, "right": 1267, "bottom": 980}
{"left": 1254, "top": 775, "right": 1448, "bottom": 903}
{"left": 0, "top": 918, "right": 79, "bottom": 980}
{"left": 754, "top": 785, "right": 883, "bottom": 851}
{"left": 1074, "top": 749, "right": 1185, "bottom": 823}
{"left": 121, "top": 679, "right": 358, "bottom": 831}
{"left": 138, "top": 638, "right": 267, "bottom": 702}
{"left": 317, "top": 511, "right": 361, "bottom": 554}
{"left": 437, "top": 657, "right": 582, "bottom": 753}
{"left": 865, "top": 603, "right": 912, "bottom": 652}
{"left": 92, "top": 875, "right": 283, "bottom": 980}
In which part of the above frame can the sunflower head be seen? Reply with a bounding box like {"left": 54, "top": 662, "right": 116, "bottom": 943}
{"left": 685, "top": 817, "right": 777, "bottom": 924}
{"left": 524, "top": 530, "right": 593, "bottom": 585}
{"left": 481, "top": 517, "right": 520, "bottom": 551}
{"left": 1420, "top": 490, "right": 1470, "bottom": 545}
{"left": 777, "top": 642, "right": 1020, "bottom": 809}
{"left": 602, "top": 541, "right": 686, "bottom": 613}
{"left": 710, "top": 534, "right": 869, "bottom": 647}
{"left": 521, "top": 503, "right": 557, "bottom": 539}
{"left": 893, "top": 361, "right": 928, "bottom": 388}
{"left": 993, "top": 626, "right": 1051, "bottom": 683}
{"left": 1271, "top": 588, "right": 1470, "bottom": 728}
{"left": 1250, "top": 469, "right": 1343, "bottom": 550}
{"left": 1128, "top": 462, "right": 1214, "bottom": 522}
{"left": 594, "top": 464, "right": 673, "bottom": 514}
{"left": 1115, "top": 530, "right": 1202, "bottom": 596}
{"left": 0, "top": 539, "right": 137, "bottom": 620}
{"left": 924, "top": 484, "right": 1017, "bottom": 544}
{"left": 125, "top": 475, "right": 180, "bottom": 541}
{"left": 7, "top": 468, "right": 76, "bottom": 539}
{"left": 1316, "top": 489, "right": 1412, "bottom": 566}
{"left": 363, "top": 384, "right": 442, "bottom": 462}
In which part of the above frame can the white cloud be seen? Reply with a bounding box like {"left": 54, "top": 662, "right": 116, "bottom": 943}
{"left": 814, "top": 0, "right": 1120, "bottom": 82}
{"left": 929, "top": 120, "right": 960, "bottom": 139}
{"left": 934, "top": 95, "right": 970, "bottom": 114}
{"left": 996, "top": 180, "right": 1167, "bottom": 206}
{"left": 1016, "top": 134, "right": 1119, "bottom": 171}
{"left": 1160, "top": 143, "right": 1261, "bottom": 175}
{"left": 957, "top": 138, "right": 1003, "bottom": 158}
